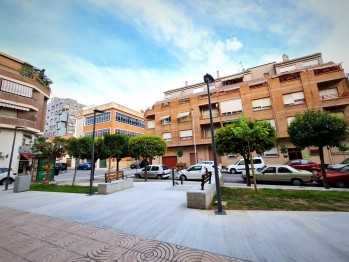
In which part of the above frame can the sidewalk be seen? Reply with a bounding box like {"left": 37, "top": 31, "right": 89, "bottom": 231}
{"left": 0, "top": 180, "right": 349, "bottom": 261}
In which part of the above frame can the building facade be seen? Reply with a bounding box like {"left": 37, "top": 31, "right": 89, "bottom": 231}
{"left": 144, "top": 53, "right": 349, "bottom": 168}
{"left": 0, "top": 52, "right": 51, "bottom": 173}
{"left": 44, "top": 97, "right": 85, "bottom": 137}
{"left": 75, "top": 102, "right": 145, "bottom": 169}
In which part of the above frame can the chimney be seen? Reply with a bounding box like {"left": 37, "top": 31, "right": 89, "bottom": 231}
{"left": 185, "top": 81, "right": 188, "bottom": 87}
{"left": 282, "top": 54, "right": 289, "bottom": 62}
{"left": 217, "top": 70, "right": 220, "bottom": 79}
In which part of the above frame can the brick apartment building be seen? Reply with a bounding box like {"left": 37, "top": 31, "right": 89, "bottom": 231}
{"left": 0, "top": 52, "right": 51, "bottom": 173}
{"left": 74, "top": 102, "right": 145, "bottom": 169}
{"left": 144, "top": 53, "right": 349, "bottom": 168}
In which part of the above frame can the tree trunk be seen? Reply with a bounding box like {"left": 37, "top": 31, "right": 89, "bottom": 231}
{"left": 250, "top": 151, "right": 258, "bottom": 193}
{"left": 244, "top": 155, "right": 251, "bottom": 187}
{"left": 144, "top": 158, "right": 148, "bottom": 182}
{"left": 72, "top": 158, "right": 79, "bottom": 186}
{"left": 43, "top": 159, "right": 52, "bottom": 185}
{"left": 107, "top": 156, "right": 111, "bottom": 176}
{"left": 116, "top": 158, "right": 120, "bottom": 172}
{"left": 319, "top": 147, "right": 330, "bottom": 189}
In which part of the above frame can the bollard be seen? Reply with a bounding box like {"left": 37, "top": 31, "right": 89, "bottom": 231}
{"left": 172, "top": 168, "right": 175, "bottom": 186}
{"left": 180, "top": 175, "right": 183, "bottom": 185}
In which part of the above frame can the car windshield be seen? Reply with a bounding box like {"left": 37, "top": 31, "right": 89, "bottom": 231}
{"left": 341, "top": 158, "right": 349, "bottom": 165}
{"left": 339, "top": 166, "right": 349, "bottom": 173}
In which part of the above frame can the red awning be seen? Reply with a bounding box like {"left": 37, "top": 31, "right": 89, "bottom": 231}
{"left": 20, "top": 153, "right": 32, "bottom": 162}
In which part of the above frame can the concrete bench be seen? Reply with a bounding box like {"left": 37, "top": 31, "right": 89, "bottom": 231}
{"left": 186, "top": 172, "right": 224, "bottom": 210}
{"left": 98, "top": 179, "right": 133, "bottom": 195}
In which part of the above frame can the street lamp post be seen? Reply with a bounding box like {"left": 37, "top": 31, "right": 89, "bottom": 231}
{"left": 203, "top": 73, "right": 225, "bottom": 215}
{"left": 5, "top": 125, "right": 25, "bottom": 190}
{"left": 89, "top": 109, "right": 103, "bottom": 195}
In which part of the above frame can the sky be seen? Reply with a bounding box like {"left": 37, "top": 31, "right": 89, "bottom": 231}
{"left": 1, "top": 0, "right": 349, "bottom": 112}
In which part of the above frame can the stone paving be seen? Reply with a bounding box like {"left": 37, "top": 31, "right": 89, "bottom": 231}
{"left": 0, "top": 207, "right": 247, "bottom": 262}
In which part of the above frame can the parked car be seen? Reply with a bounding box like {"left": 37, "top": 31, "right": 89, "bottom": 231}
{"left": 0, "top": 167, "right": 17, "bottom": 185}
{"left": 130, "top": 160, "right": 149, "bottom": 169}
{"left": 77, "top": 162, "right": 92, "bottom": 170}
{"left": 241, "top": 165, "right": 314, "bottom": 186}
{"left": 176, "top": 164, "right": 219, "bottom": 181}
{"left": 315, "top": 166, "right": 349, "bottom": 188}
{"left": 327, "top": 158, "right": 349, "bottom": 171}
{"left": 135, "top": 164, "right": 171, "bottom": 179}
{"left": 55, "top": 163, "right": 68, "bottom": 175}
{"left": 197, "top": 161, "right": 222, "bottom": 170}
{"left": 226, "top": 157, "right": 265, "bottom": 174}
{"left": 287, "top": 159, "right": 321, "bottom": 175}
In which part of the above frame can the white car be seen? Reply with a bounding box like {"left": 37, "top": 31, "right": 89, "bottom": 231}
{"left": 197, "top": 161, "right": 222, "bottom": 170}
{"left": 0, "top": 168, "right": 17, "bottom": 185}
{"left": 176, "top": 164, "right": 219, "bottom": 180}
{"left": 135, "top": 164, "right": 171, "bottom": 179}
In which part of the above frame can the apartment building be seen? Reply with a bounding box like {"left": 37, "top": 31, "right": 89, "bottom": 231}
{"left": 0, "top": 52, "right": 51, "bottom": 173}
{"left": 75, "top": 102, "right": 145, "bottom": 168}
{"left": 44, "top": 97, "right": 85, "bottom": 137}
{"left": 144, "top": 53, "right": 349, "bottom": 168}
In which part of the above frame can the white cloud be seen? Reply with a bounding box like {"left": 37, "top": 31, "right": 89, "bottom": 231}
{"left": 226, "top": 38, "right": 243, "bottom": 51}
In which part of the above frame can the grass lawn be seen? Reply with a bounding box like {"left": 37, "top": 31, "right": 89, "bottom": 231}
{"left": 30, "top": 183, "right": 98, "bottom": 194}
{"left": 212, "top": 187, "right": 349, "bottom": 211}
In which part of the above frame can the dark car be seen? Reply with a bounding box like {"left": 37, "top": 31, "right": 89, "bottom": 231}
{"left": 77, "top": 162, "right": 92, "bottom": 170}
{"left": 327, "top": 158, "right": 349, "bottom": 171}
{"left": 130, "top": 160, "right": 148, "bottom": 169}
{"left": 315, "top": 166, "right": 349, "bottom": 188}
{"left": 287, "top": 159, "right": 321, "bottom": 175}
{"left": 55, "top": 163, "right": 67, "bottom": 175}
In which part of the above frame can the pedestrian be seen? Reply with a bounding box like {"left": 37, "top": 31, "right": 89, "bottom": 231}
{"left": 25, "top": 163, "right": 31, "bottom": 176}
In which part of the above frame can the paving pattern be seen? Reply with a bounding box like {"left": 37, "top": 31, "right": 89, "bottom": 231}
{"left": 0, "top": 207, "right": 247, "bottom": 262}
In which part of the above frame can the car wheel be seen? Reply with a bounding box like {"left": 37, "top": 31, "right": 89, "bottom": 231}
{"left": 0, "top": 178, "right": 5, "bottom": 185}
{"left": 291, "top": 179, "right": 303, "bottom": 186}
{"left": 84, "top": 167, "right": 87, "bottom": 170}
{"left": 230, "top": 169, "right": 237, "bottom": 174}
{"left": 157, "top": 175, "right": 161, "bottom": 180}
{"left": 180, "top": 175, "right": 187, "bottom": 181}
{"left": 334, "top": 180, "right": 347, "bottom": 188}
{"left": 311, "top": 170, "right": 318, "bottom": 176}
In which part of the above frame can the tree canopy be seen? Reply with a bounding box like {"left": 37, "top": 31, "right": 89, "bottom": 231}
{"left": 215, "top": 117, "right": 277, "bottom": 187}
{"left": 288, "top": 109, "right": 349, "bottom": 189}
{"left": 104, "top": 134, "right": 130, "bottom": 172}
{"left": 129, "top": 135, "right": 167, "bottom": 181}
{"left": 32, "top": 136, "right": 67, "bottom": 184}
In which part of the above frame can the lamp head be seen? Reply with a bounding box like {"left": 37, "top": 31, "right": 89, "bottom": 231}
{"left": 203, "top": 73, "right": 214, "bottom": 84}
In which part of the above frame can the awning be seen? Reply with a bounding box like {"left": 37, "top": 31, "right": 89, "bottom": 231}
{"left": 249, "top": 79, "right": 266, "bottom": 86}
{"left": 177, "top": 112, "right": 190, "bottom": 118}
{"left": 20, "top": 153, "right": 33, "bottom": 162}
{"left": 160, "top": 115, "right": 170, "bottom": 120}
{"left": 0, "top": 102, "right": 30, "bottom": 111}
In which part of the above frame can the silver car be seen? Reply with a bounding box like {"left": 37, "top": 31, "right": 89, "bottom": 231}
{"left": 176, "top": 164, "right": 218, "bottom": 180}
{"left": 241, "top": 165, "right": 314, "bottom": 186}
{"left": 136, "top": 164, "right": 171, "bottom": 179}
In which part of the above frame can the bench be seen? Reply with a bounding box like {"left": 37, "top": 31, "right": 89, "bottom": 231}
{"left": 201, "top": 171, "right": 212, "bottom": 190}
{"left": 99, "top": 171, "right": 133, "bottom": 195}
{"left": 186, "top": 172, "right": 224, "bottom": 210}
{"left": 105, "top": 171, "right": 124, "bottom": 183}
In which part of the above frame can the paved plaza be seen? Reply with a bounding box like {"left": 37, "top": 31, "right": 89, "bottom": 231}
{"left": 0, "top": 179, "right": 348, "bottom": 261}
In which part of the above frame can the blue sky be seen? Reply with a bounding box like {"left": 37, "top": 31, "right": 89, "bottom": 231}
{"left": 1, "top": 0, "right": 349, "bottom": 112}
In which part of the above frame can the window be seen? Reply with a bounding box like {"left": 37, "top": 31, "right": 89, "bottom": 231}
{"left": 319, "top": 88, "right": 338, "bottom": 100}
{"left": 283, "top": 92, "right": 305, "bottom": 106}
{"left": 220, "top": 98, "right": 243, "bottom": 115}
{"left": 287, "top": 117, "right": 295, "bottom": 126}
{"left": 85, "top": 112, "right": 111, "bottom": 126}
{"left": 1, "top": 79, "right": 33, "bottom": 98}
{"left": 177, "top": 111, "right": 191, "bottom": 122}
{"left": 252, "top": 97, "right": 271, "bottom": 110}
{"left": 263, "top": 167, "right": 276, "bottom": 173}
{"left": 163, "top": 132, "right": 172, "bottom": 142}
{"left": 279, "top": 65, "right": 296, "bottom": 73}
{"left": 147, "top": 120, "right": 155, "bottom": 129}
{"left": 261, "top": 147, "right": 278, "bottom": 157}
{"left": 115, "top": 128, "right": 141, "bottom": 136}
{"left": 278, "top": 167, "right": 290, "bottom": 173}
{"left": 179, "top": 130, "right": 192, "bottom": 140}
{"left": 160, "top": 115, "right": 171, "bottom": 125}
{"left": 116, "top": 113, "right": 144, "bottom": 128}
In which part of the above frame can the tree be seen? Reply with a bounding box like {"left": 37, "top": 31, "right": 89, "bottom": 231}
{"left": 104, "top": 134, "right": 130, "bottom": 174}
{"left": 288, "top": 109, "right": 349, "bottom": 189}
{"left": 215, "top": 117, "right": 277, "bottom": 190}
{"left": 129, "top": 135, "right": 167, "bottom": 181}
{"left": 32, "top": 136, "right": 67, "bottom": 184}
{"left": 66, "top": 137, "right": 83, "bottom": 185}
